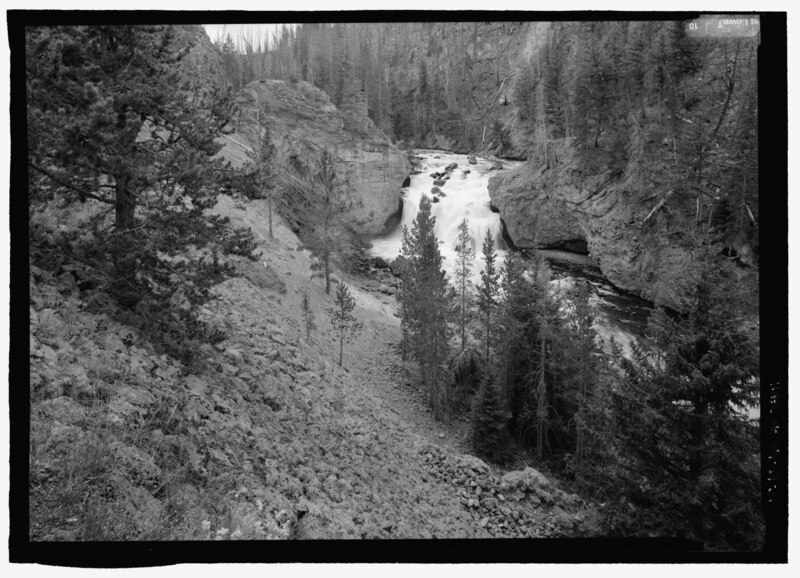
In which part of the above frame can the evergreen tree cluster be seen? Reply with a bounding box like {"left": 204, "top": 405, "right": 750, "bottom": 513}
{"left": 396, "top": 207, "right": 760, "bottom": 548}
{"left": 213, "top": 22, "right": 524, "bottom": 152}
{"left": 511, "top": 21, "right": 758, "bottom": 259}
{"left": 27, "top": 24, "right": 258, "bottom": 364}
{"left": 596, "top": 267, "right": 762, "bottom": 550}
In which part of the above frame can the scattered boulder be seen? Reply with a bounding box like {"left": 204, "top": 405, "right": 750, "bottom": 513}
{"left": 55, "top": 271, "right": 79, "bottom": 295}
{"left": 37, "top": 396, "right": 87, "bottom": 425}
{"left": 433, "top": 179, "right": 446, "bottom": 187}
{"left": 455, "top": 454, "right": 490, "bottom": 474}
{"left": 185, "top": 375, "right": 209, "bottom": 396}
{"left": 402, "top": 176, "right": 411, "bottom": 188}
{"left": 499, "top": 466, "right": 552, "bottom": 494}
{"left": 573, "top": 508, "right": 605, "bottom": 536}
{"left": 238, "top": 260, "right": 287, "bottom": 294}
{"left": 467, "top": 155, "right": 478, "bottom": 165}
{"left": 431, "top": 187, "right": 444, "bottom": 196}
{"left": 372, "top": 256, "right": 390, "bottom": 269}
{"left": 445, "top": 162, "right": 458, "bottom": 171}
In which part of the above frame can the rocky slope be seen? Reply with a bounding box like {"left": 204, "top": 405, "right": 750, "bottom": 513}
{"left": 223, "top": 78, "right": 408, "bottom": 237}
{"left": 29, "top": 192, "right": 605, "bottom": 541}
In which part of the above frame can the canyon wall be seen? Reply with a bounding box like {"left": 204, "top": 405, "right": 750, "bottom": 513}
{"left": 226, "top": 79, "right": 408, "bottom": 237}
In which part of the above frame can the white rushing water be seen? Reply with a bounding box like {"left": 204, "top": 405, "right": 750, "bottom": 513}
{"left": 370, "top": 150, "right": 523, "bottom": 284}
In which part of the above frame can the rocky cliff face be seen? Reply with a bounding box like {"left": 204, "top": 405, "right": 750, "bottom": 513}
{"left": 489, "top": 146, "right": 710, "bottom": 311}
{"left": 175, "top": 25, "right": 229, "bottom": 105}
{"left": 488, "top": 165, "right": 586, "bottom": 250}
{"left": 227, "top": 79, "right": 408, "bottom": 237}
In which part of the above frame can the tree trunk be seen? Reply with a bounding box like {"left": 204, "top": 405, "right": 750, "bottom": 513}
{"left": 339, "top": 326, "right": 344, "bottom": 366}
{"left": 576, "top": 360, "right": 587, "bottom": 473}
{"left": 324, "top": 255, "right": 331, "bottom": 294}
{"left": 268, "top": 193, "right": 274, "bottom": 239}
{"left": 536, "top": 334, "right": 546, "bottom": 460}
{"left": 112, "top": 174, "right": 139, "bottom": 307}
{"left": 460, "top": 283, "right": 466, "bottom": 352}
{"left": 485, "top": 310, "right": 490, "bottom": 361}
{"left": 114, "top": 174, "right": 135, "bottom": 233}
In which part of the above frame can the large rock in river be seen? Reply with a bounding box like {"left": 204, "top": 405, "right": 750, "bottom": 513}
{"left": 220, "top": 79, "right": 408, "bottom": 237}
{"left": 488, "top": 167, "right": 585, "bottom": 249}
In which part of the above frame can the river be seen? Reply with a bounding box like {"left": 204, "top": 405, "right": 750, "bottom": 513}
{"left": 369, "top": 149, "right": 654, "bottom": 356}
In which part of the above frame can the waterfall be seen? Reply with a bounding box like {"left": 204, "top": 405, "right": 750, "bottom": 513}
{"left": 370, "top": 150, "right": 521, "bottom": 283}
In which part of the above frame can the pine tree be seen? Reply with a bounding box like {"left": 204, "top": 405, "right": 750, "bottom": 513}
{"left": 527, "top": 257, "right": 559, "bottom": 460}
{"left": 26, "top": 25, "right": 257, "bottom": 364}
{"left": 606, "top": 265, "right": 762, "bottom": 549}
{"left": 496, "top": 253, "right": 541, "bottom": 436}
{"left": 329, "top": 279, "right": 363, "bottom": 367}
{"left": 285, "top": 148, "right": 348, "bottom": 294}
{"left": 454, "top": 218, "right": 475, "bottom": 352}
{"left": 563, "top": 281, "right": 599, "bottom": 475}
{"left": 471, "top": 372, "right": 513, "bottom": 463}
{"left": 400, "top": 195, "right": 453, "bottom": 420}
{"left": 396, "top": 225, "right": 415, "bottom": 361}
{"left": 217, "top": 33, "right": 244, "bottom": 90}
{"left": 244, "top": 119, "right": 278, "bottom": 238}
{"left": 301, "top": 288, "right": 316, "bottom": 342}
{"left": 477, "top": 229, "right": 500, "bottom": 362}
{"left": 26, "top": 25, "right": 245, "bottom": 305}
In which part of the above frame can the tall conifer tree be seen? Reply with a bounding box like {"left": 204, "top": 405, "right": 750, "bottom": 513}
{"left": 477, "top": 229, "right": 500, "bottom": 362}
{"left": 454, "top": 218, "right": 475, "bottom": 352}
{"left": 26, "top": 25, "right": 255, "bottom": 313}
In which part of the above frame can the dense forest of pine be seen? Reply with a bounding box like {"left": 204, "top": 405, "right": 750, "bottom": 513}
{"left": 395, "top": 198, "right": 761, "bottom": 550}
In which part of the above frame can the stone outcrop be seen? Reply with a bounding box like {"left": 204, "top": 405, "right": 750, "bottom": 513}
{"left": 488, "top": 166, "right": 586, "bottom": 250}
{"left": 488, "top": 147, "right": 710, "bottom": 311}
{"left": 228, "top": 79, "right": 408, "bottom": 237}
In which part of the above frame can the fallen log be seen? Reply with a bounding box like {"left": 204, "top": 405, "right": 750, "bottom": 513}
{"left": 642, "top": 190, "right": 674, "bottom": 225}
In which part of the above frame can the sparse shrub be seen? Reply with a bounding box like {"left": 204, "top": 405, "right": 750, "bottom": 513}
{"left": 300, "top": 288, "right": 316, "bottom": 342}
{"left": 131, "top": 301, "right": 227, "bottom": 367}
